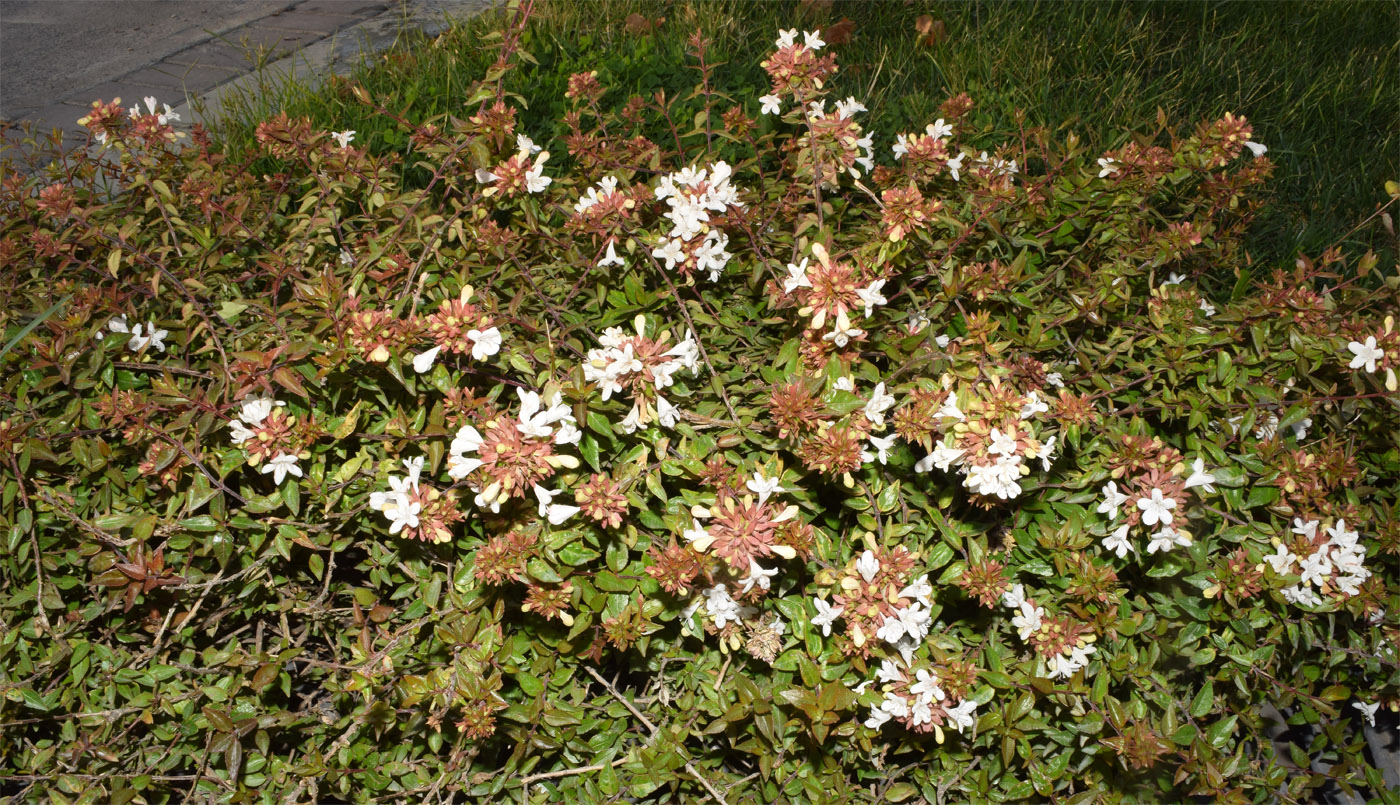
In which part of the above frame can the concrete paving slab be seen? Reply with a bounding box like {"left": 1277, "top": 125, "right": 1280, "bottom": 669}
{"left": 0, "top": 1, "right": 294, "bottom": 119}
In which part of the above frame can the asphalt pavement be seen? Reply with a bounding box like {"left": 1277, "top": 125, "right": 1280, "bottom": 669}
{"left": 1, "top": 0, "right": 487, "bottom": 147}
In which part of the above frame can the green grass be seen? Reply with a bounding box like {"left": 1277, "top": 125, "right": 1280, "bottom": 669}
{"left": 210, "top": 0, "right": 1398, "bottom": 261}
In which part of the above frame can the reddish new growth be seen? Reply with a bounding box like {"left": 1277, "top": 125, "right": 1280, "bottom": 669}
{"left": 399, "top": 486, "right": 466, "bottom": 545}
{"left": 238, "top": 407, "right": 312, "bottom": 467}
{"left": 522, "top": 581, "right": 574, "bottom": 625}
{"left": 474, "top": 417, "right": 559, "bottom": 504}
{"left": 474, "top": 530, "right": 539, "bottom": 586}
{"left": 468, "top": 100, "right": 517, "bottom": 149}
{"left": 424, "top": 285, "right": 496, "bottom": 357}
{"left": 833, "top": 546, "right": 918, "bottom": 658}
{"left": 956, "top": 557, "right": 1009, "bottom": 608}
{"left": 1103, "top": 721, "right": 1172, "bottom": 771}
{"left": 1119, "top": 469, "right": 1187, "bottom": 530}
{"left": 893, "top": 387, "right": 954, "bottom": 451}
{"left": 137, "top": 442, "right": 186, "bottom": 488}
{"left": 93, "top": 389, "right": 156, "bottom": 443}
{"left": 1028, "top": 612, "right": 1094, "bottom": 660}
{"left": 760, "top": 40, "right": 837, "bottom": 100}
{"left": 575, "top": 474, "right": 628, "bottom": 528}
{"left": 1205, "top": 548, "right": 1263, "bottom": 604}
{"left": 646, "top": 539, "right": 705, "bottom": 595}
{"left": 341, "top": 294, "right": 401, "bottom": 363}
{"left": 1104, "top": 433, "right": 1182, "bottom": 480}
{"left": 792, "top": 243, "right": 871, "bottom": 335}
{"left": 880, "top": 185, "right": 941, "bottom": 242}
{"left": 797, "top": 423, "right": 868, "bottom": 477}
{"left": 1197, "top": 112, "right": 1256, "bottom": 167}
{"left": 696, "top": 489, "right": 800, "bottom": 571}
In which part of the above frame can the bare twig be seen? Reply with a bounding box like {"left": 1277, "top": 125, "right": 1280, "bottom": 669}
{"left": 581, "top": 666, "right": 729, "bottom": 805}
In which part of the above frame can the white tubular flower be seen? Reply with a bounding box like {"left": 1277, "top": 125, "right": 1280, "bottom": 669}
{"left": 1096, "top": 157, "right": 1119, "bottom": 178}
{"left": 1264, "top": 543, "right": 1297, "bottom": 575}
{"left": 946, "top": 699, "right": 978, "bottom": 732}
{"left": 229, "top": 421, "right": 255, "bottom": 445}
{"left": 810, "top": 597, "right": 843, "bottom": 637}
{"left": 926, "top": 118, "right": 953, "bottom": 139}
{"left": 863, "top": 382, "right": 896, "bottom": 427}
{"left": 261, "top": 453, "right": 302, "bottom": 486}
{"left": 467, "top": 327, "right": 502, "bottom": 360}
{"left": 554, "top": 419, "right": 582, "bottom": 446}
{"left": 331, "top": 130, "right": 355, "bottom": 149}
{"left": 783, "top": 257, "right": 812, "bottom": 294}
{"left": 524, "top": 151, "right": 552, "bottom": 193}
{"left": 598, "top": 239, "right": 626, "bottom": 268}
{"left": 474, "top": 168, "right": 500, "bottom": 184}
{"left": 1103, "top": 524, "right": 1134, "bottom": 558}
{"left": 1012, "top": 601, "right": 1043, "bottom": 641}
{"left": 533, "top": 484, "right": 581, "bottom": 525}
{"left": 835, "top": 96, "right": 867, "bottom": 119}
{"left": 1183, "top": 458, "right": 1217, "bottom": 492}
{"left": 899, "top": 574, "right": 933, "bottom": 607}
{"left": 775, "top": 28, "right": 798, "bottom": 48}
{"left": 759, "top": 94, "right": 782, "bottom": 116}
{"left": 127, "top": 322, "right": 169, "bottom": 353}
{"left": 402, "top": 456, "right": 424, "bottom": 492}
{"left": 1020, "top": 391, "right": 1050, "bottom": 419}
{"left": 1136, "top": 489, "right": 1177, "bottom": 527}
{"left": 1347, "top": 336, "right": 1385, "bottom": 374}
{"left": 655, "top": 395, "right": 681, "bottom": 428}
{"left": 738, "top": 559, "right": 779, "bottom": 594}
{"left": 803, "top": 30, "right": 825, "bottom": 49}
{"left": 384, "top": 494, "right": 421, "bottom": 534}
{"left": 1097, "top": 480, "right": 1128, "bottom": 519}
{"left": 987, "top": 428, "right": 1018, "bottom": 457}
{"left": 946, "top": 151, "right": 966, "bottom": 181}
{"left": 867, "top": 434, "right": 896, "bottom": 465}
{"left": 822, "top": 311, "right": 865, "bottom": 348}
{"left": 746, "top": 472, "right": 783, "bottom": 504}
{"left": 1245, "top": 140, "right": 1267, "bottom": 157}
{"left": 516, "top": 133, "right": 541, "bottom": 154}
{"left": 856, "top": 549, "right": 880, "bottom": 583}
{"left": 1198, "top": 298, "right": 1217, "bottom": 317}
{"left": 103, "top": 314, "right": 131, "bottom": 336}
{"left": 1354, "top": 701, "right": 1379, "bottom": 727}
{"left": 855, "top": 279, "right": 888, "bottom": 318}
{"left": 412, "top": 345, "right": 441, "bottom": 374}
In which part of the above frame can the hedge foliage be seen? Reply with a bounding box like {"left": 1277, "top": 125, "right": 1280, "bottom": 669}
{"left": 1, "top": 13, "right": 1397, "bottom": 804}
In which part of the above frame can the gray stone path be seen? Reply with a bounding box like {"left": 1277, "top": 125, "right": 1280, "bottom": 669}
{"left": 1, "top": 0, "right": 491, "bottom": 147}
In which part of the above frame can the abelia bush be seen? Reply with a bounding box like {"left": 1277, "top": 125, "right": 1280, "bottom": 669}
{"left": 1, "top": 19, "right": 1398, "bottom": 804}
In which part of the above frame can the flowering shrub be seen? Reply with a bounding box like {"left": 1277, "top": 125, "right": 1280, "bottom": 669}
{"left": 1, "top": 19, "right": 1397, "bottom": 804}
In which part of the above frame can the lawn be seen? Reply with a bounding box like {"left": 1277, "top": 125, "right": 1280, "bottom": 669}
{"left": 210, "top": 0, "right": 1398, "bottom": 262}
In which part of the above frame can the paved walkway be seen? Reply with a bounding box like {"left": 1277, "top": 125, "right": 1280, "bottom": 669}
{"left": 1, "top": 0, "right": 491, "bottom": 147}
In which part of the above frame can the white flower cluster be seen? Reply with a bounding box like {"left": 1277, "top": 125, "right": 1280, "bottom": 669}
{"left": 1267, "top": 518, "right": 1372, "bottom": 606}
{"left": 875, "top": 576, "right": 934, "bottom": 664}
{"left": 574, "top": 175, "right": 620, "bottom": 214}
{"left": 130, "top": 96, "right": 179, "bottom": 126}
{"left": 228, "top": 392, "right": 284, "bottom": 445}
{"left": 913, "top": 391, "right": 1056, "bottom": 501}
{"left": 1001, "top": 584, "right": 1096, "bottom": 680}
{"left": 226, "top": 393, "right": 302, "bottom": 485}
{"left": 830, "top": 379, "right": 897, "bottom": 467}
{"left": 369, "top": 457, "right": 425, "bottom": 534}
{"left": 651, "top": 161, "right": 744, "bottom": 281}
{"left": 446, "top": 387, "right": 581, "bottom": 512}
{"left": 1096, "top": 459, "right": 1214, "bottom": 559}
{"left": 581, "top": 317, "right": 700, "bottom": 434}
{"left": 862, "top": 660, "right": 978, "bottom": 738}
{"left": 99, "top": 315, "right": 169, "bottom": 353}
{"left": 891, "top": 119, "right": 968, "bottom": 180}
{"left": 804, "top": 97, "right": 876, "bottom": 177}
